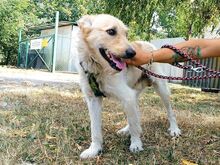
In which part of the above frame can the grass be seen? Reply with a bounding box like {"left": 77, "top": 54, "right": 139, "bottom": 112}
{"left": 0, "top": 84, "right": 219, "bottom": 164}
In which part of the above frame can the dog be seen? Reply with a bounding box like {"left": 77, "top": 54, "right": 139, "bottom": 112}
{"left": 74, "top": 14, "right": 181, "bottom": 159}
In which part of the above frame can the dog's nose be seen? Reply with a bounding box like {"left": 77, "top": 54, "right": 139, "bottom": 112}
{"left": 124, "top": 47, "right": 136, "bottom": 59}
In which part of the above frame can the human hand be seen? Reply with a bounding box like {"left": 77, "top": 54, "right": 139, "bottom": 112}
{"left": 124, "top": 42, "right": 153, "bottom": 66}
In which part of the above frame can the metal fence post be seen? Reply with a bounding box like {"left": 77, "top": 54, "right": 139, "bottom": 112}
{"left": 52, "top": 11, "right": 59, "bottom": 73}
{"left": 17, "top": 29, "right": 22, "bottom": 67}
{"left": 25, "top": 40, "right": 29, "bottom": 68}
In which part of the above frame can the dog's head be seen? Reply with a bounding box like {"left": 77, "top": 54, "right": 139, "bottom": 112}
{"left": 78, "top": 14, "right": 136, "bottom": 71}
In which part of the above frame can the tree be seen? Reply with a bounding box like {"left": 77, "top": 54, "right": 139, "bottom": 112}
{"left": 103, "top": 0, "right": 162, "bottom": 40}
{"left": 1, "top": 0, "right": 219, "bottom": 65}
{"left": 0, "top": 0, "right": 106, "bottom": 65}
{"left": 158, "top": 0, "right": 220, "bottom": 40}
{"left": 104, "top": 0, "right": 220, "bottom": 40}
{"left": 31, "top": 0, "right": 106, "bottom": 23}
{"left": 0, "top": 0, "right": 38, "bottom": 65}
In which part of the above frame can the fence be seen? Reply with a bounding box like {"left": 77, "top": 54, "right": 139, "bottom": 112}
{"left": 17, "top": 11, "right": 78, "bottom": 73}
{"left": 183, "top": 57, "right": 220, "bottom": 91}
{"left": 18, "top": 35, "right": 54, "bottom": 71}
{"left": 17, "top": 23, "right": 78, "bottom": 73}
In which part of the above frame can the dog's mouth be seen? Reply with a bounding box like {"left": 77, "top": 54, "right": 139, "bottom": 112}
{"left": 99, "top": 48, "right": 126, "bottom": 71}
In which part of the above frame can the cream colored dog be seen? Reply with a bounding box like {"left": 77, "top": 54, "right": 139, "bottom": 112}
{"left": 75, "top": 14, "right": 181, "bottom": 159}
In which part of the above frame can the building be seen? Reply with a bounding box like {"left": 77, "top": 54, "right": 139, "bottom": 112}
{"left": 18, "top": 21, "right": 79, "bottom": 73}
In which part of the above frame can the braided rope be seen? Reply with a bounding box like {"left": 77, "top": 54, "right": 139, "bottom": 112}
{"left": 162, "top": 45, "right": 220, "bottom": 75}
{"left": 137, "top": 66, "right": 219, "bottom": 80}
{"left": 137, "top": 45, "right": 220, "bottom": 81}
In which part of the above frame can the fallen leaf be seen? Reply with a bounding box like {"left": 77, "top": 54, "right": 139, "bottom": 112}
{"left": 181, "top": 159, "right": 198, "bottom": 165}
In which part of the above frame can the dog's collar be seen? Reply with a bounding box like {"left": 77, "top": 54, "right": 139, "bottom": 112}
{"left": 80, "top": 62, "right": 106, "bottom": 97}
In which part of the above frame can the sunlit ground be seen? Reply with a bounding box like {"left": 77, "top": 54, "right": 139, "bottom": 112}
{"left": 0, "top": 83, "right": 219, "bottom": 164}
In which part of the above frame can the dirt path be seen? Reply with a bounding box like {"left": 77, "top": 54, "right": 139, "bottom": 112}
{"left": 0, "top": 66, "right": 80, "bottom": 91}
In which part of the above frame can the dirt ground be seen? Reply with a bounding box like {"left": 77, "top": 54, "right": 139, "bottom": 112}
{"left": 0, "top": 66, "right": 219, "bottom": 164}
{"left": 0, "top": 66, "right": 79, "bottom": 90}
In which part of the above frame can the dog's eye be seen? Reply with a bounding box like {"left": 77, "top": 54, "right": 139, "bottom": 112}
{"left": 106, "top": 29, "right": 117, "bottom": 36}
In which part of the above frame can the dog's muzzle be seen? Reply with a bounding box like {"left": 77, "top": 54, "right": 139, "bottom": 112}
{"left": 99, "top": 48, "right": 126, "bottom": 71}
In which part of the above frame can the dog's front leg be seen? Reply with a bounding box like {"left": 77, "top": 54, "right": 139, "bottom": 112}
{"left": 111, "top": 84, "right": 143, "bottom": 152}
{"left": 80, "top": 96, "right": 103, "bottom": 159}
{"left": 123, "top": 97, "right": 143, "bottom": 152}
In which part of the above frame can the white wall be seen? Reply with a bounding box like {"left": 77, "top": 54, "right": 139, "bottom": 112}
{"left": 69, "top": 26, "right": 80, "bottom": 72}
{"left": 203, "top": 23, "right": 220, "bottom": 39}
{"left": 41, "top": 25, "right": 77, "bottom": 72}
{"left": 150, "top": 38, "right": 185, "bottom": 83}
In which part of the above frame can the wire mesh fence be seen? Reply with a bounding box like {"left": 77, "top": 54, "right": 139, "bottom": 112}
{"left": 18, "top": 35, "right": 54, "bottom": 71}
{"left": 183, "top": 57, "right": 220, "bottom": 91}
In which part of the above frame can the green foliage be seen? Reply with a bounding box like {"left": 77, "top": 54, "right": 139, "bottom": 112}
{"left": 158, "top": 0, "right": 220, "bottom": 39}
{"left": 31, "top": 0, "right": 106, "bottom": 23}
{"left": 0, "top": 0, "right": 38, "bottom": 65}
{"left": 0, "top": 0, "right": 220, "bottom": 65}
{"left": 103, "top": 0, "right": 161, "bottom": 40}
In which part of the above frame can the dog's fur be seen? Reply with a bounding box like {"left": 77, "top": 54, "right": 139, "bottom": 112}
{"left": 74, "top": 14, "right": 181, "bottom": 159}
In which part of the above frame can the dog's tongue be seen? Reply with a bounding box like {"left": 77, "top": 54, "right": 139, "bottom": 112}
{"left": 111, "top": 55, "right": 126, "bottom": 70}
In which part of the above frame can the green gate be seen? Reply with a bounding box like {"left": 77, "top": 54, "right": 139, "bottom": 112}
{"left": 18, "top": 35, "right": 55, "bottom": 72}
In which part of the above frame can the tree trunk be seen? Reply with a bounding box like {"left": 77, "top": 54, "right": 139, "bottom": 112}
{"left": 186, "top": 23, "right": 193, "bottom": 40}
{"left": 5, "top": 50, "right": 10, "bottom": 65}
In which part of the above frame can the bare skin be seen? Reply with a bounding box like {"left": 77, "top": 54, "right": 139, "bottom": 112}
{"left": 125, "top": 39, "right": 220, "bottom": 66}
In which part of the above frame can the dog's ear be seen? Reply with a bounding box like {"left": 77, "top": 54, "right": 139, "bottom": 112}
{"left": 77, "top": 15, "right": 94, "bottom": 34}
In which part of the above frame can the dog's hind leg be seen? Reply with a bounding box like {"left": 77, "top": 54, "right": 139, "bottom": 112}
{"left": 117, "top": 124, "right": 130, "bottom": 135}
{"left": 153, "top": 80, "right": 181, "bottom": 136}
{"left": 80, "top": 95, "right": 103, "bottom": 159}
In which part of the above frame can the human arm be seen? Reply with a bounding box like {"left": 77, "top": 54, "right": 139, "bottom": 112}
{"left": 125, "top": 39, "right": 220, "bottom": 66}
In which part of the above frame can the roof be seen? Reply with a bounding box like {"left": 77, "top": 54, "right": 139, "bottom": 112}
{"left": 28, "top": 21, "right": 78, "bottom": 31}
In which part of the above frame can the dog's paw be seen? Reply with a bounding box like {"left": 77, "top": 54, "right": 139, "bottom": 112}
{"left": 117, "top": 125, "right": 129, "bottom": 136}
{"left": 80, "top": 143, "right": 102, "bottom": 159}
{"left": 129, "top": 139, "right": 143, "bottom": 152}
{"left": 168, "top": 126, "right": 181, "bottom": 137}
{"left": 80, "top": 148, "right": 101, "bottom": 159}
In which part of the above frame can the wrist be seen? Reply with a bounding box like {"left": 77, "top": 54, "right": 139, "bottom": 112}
{"left": 149, "top": 51, "right": 154, "bottom": 64}
{"left": 153, "top": 48, "right": 174, "bottom": 63}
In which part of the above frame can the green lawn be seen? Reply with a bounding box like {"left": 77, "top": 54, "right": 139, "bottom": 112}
{"left": 0, "top": 84, "right": 219, "bottom": 164}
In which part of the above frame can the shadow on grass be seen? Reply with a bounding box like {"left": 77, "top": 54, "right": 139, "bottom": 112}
{"left": 0, "top": 85, "right": 219, "bottom": 164}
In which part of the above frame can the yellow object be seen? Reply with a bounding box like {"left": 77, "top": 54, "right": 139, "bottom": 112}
{"left": 46, "top": 134, "right": 56, "bottom": 140}
{"left": 181, "top": 159, "right": 198, "bottom": 165}
{"left": 42, "top": 39, "right": 48, "bottom": 48}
